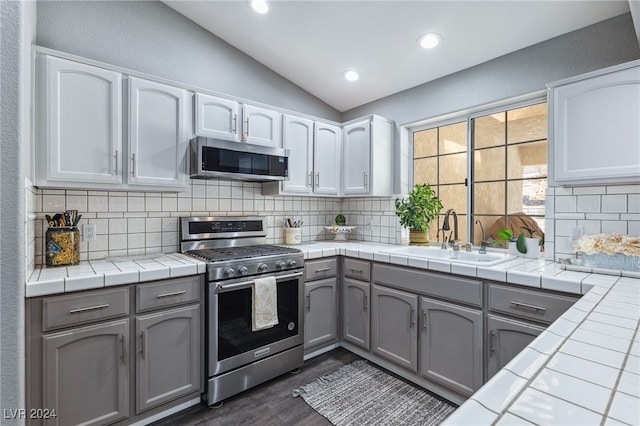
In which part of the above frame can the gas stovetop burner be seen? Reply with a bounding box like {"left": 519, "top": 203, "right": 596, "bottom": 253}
{"left": 188, "top": 244, "right": 301, "bottom": 263}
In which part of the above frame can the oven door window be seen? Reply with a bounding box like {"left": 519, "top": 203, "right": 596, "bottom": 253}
{"left": 217, "top": 279, "right": 299, "bottom": 361}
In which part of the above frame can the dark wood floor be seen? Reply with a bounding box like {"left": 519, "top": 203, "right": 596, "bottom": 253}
{"left": 152, "top": 348, "right": 361, "bottom": 426}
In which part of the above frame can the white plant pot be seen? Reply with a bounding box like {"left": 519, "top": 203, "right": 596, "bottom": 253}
{"left": 508, "top": 241, "right": 519, "bottom": 256}
{"left": 523, "top": 238, "right": 541, "bottom": 259}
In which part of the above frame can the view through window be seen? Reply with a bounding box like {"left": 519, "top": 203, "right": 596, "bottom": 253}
{"left": 412, "top": 102, "right": 547, "bottom": 246}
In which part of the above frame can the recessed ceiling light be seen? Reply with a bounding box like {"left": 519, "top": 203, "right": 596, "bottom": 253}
{"left": 343, "top": 70, "right": 360, "bottom": 82}
{"left": 418, "top": 33, "right": 442, "bottom": 49}
{"left": 251, "top": 0, "right": 269, "bottom": 14}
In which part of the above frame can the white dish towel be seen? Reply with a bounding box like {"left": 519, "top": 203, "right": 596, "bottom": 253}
{"left": 252, "top": 276, "right": 279, "bottom": 331}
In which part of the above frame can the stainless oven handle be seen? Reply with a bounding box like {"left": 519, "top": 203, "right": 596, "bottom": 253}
{"left": 215, "top": 271, "right": 303, "bottom": 293}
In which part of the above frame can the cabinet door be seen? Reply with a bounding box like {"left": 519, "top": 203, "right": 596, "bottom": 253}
{"left": 304, "top": 278, "right": 338, "bottom": 349}
{"left": 194, "top": 93, "right": 240, "bottom": 141}
{"left": 282, "top": 114, "right": 314, "bottom": 194}
{"left": 487, "top": 314, "right": 544, "bottom": 379}
{"left": 550, "top": 64, "right": 640, "bottom": 185}
{"left": 342, "top": 119, "right": 371, "bottom": 195}
{"left": 42, "top": 320, "right": 129, "bottom": 426}
{"left": 128, "top": 77, "right": 187, "bottom": 188}
{"left": 42, "top": 55, "right": 122, "bottom": 185}
{"left": 313, "top": 122, "right": 341, "bottom": 195}
{"left": 342, "top": 278, "right": 370, "bottom": 350}
{"left": 371, "top": 284, "right": 418, "bottom": 372}
{"left": 243, "top": 104, "right": 282, "bottom": 147}
{"left": 420, "top": 298, "right": 483, "bottom": 397}
{"left": 136, "top": 305, "right": 201, "bottom": 413}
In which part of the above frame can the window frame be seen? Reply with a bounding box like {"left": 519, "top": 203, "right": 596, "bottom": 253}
{"left": 409, "top": 93, "right": 547, "bottom": 245}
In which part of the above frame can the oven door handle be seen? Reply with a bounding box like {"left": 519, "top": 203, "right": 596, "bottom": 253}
{"left": 215, "top": 271, "right": 303, "bottom": 293}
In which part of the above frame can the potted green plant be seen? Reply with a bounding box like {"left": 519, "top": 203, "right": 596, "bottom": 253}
{"left": 395, "top": 183, "right": 443, "bottom": 245}
{"left": 493, "top": 227, "right": 519, "bottom": 255}
{"left": 516, "top": 227, "right": 544, "bottom": 259}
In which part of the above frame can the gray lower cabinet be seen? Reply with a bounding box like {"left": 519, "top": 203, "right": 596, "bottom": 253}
{"left": 42, "top": 319, "right": 130, "bottom": 426}
{"left": 486, "top": 314, "right": 545, "bottom": 379}
{"left": 419, "top": 297, "right": 483, "bottom": 397}
{"left": 371, "top": 284, "right": 418, "bottom": 372}
{"left": 136, "top": 305, "right": 200, "bottom": 413}
{"left": 342, "top": 277, "right": 370, "bottom": 350}
{"left": 304, "top": 278, "right": 338, "bottom": 349}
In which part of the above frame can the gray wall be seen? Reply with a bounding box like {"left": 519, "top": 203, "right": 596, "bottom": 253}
{"left": 36, "top": 0, "right": 341, "bottom": 122}
{"left": 1, "top": 0, "right": 35, "bottom": 422}
{"left": 343, "top": 13, "right": 640, "bottom": 124}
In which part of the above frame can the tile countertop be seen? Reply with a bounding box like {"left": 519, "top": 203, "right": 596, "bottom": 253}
{"left": 26, "top": 253, "right": 207, "bottom": 297}
{"left": 27, "top": 241, "right": 640, "bottom": 424}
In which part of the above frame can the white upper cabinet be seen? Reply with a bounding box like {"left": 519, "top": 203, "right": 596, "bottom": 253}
{"left": 342, "top": 116, "right": 393, "bottom": 196}
{"left": 281, "top": 114, "right": 314, "bottom": 194}
{"left": 128, "top": 77, "right": 187, "bottom": 188}
{"left": 242, "top": 104, "right": 282, "bottom": 147}
{"left": 35, "top": 52, "right": 188, "bottom": 191}
{"left": 36, "top": 55, "right": 123, "bottom": 186}
{"left": 313, "top": 122, "right": 341, "bottom": 196}
{"left": 194, "top": 93, "right": 240, "bottom": 141}
{"left": 548, "top": 60, "right": 640, "bottom": 186}
{"left": 194, "top": 94, "right": 282, "bottom": 147}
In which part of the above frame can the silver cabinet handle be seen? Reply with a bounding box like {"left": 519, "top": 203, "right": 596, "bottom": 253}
{"left": 315, "top": 267, "right": 331, "bottom": 273}
{"left": 364, "top": 172, "right": 368, "bottom": 189}
{"left": 245, "top": 117, "right": 250, "bottom": 136}
{"left": 131, "top": 153, "right": 136, "bottom": 177}
{"left": 68, "top": 303, "right": 110, "bottom": 314}
{"left": 307, "top": 172, "right": 313, "bottom": 187}
{"left": 114, "top": 150, "right": 118, "bottom": 176}
{"left": 348, "top": 267, "right": 363, "bottom": 273}
{"left": 156, "top": 290, "right": 186, "bottom": 298}
{"left": 363, "top": 294, "right": 368, "bottom": 312}
{"left": 409, "top": 307, "right": 415, "bottom": 328}
{"left": 232, "top": 114, "right": 237, "bottom": 134}
{"left": 422, "top": 311, "right": 427, "bottom": 330}
{"left": 315, "top": 172, "right": 320, "bottom": 188}
{"left": 140, "top": 330, "right": 146, "bottom": 360}
{"left": 306, "top": 294, "right": 311, "bottom": 311}
{"left": 510, "top": 301, "right": 547, "bottom": 313}
{"left": 490, "top": 331, "right": 496, "bottom": 354}
{"left": 120, "top": 335, "right": 126, "bottom": 365}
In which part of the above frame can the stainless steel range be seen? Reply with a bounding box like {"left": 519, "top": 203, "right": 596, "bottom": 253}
{"left": 180, "top": 216, "right": 304, "bottom": 406}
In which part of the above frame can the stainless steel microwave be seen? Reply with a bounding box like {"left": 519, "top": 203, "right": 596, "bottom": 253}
{"left": 190, "top": 137, "right": 289, "bottom": 182}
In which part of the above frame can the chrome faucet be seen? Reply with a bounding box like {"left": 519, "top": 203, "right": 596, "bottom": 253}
{"left": 442, "top": 209, "right": 459, "bottom": 245}
{"left": 475, "top": 219, "right": 488, "bottom": 254}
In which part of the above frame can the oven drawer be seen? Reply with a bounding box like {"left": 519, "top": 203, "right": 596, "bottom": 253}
{"left": 489, "top": 283, "right": 578, "bottom": 324}
{"left": 343, "top": 258, "right": 370, "bottom": 281}
{"left": 136, "top": 276, "right": 201, "bottom": 313}
{"left": 305, "top": 258, "right": 337, "bottom": 281}
{"left": 43, "top": 288, "right": 129, "bottom": 331}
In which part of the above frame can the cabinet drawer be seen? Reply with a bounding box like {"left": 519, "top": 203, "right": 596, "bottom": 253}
{"left": 373, "top": 263, "right": 483, "bottom": 308}
{"left": 43, "top": 288, "right": 129, "bottom": 331}
{"left": 489, "top": 284, "right": 578, "bottom": 324}
{"left": 305, "top": 258, "right": 337, "bottom": 281}
{"left": 343, "top": 258, "right": 370, "bottom": 281}
{"left": 136, "top": 276, "right": 201, "bottom": 313}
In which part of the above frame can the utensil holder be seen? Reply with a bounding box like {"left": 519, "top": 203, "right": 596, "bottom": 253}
{"left": 284, "top": 228, "right": 302, "bottom": 245}
{"left": 46, "top": 226, "right": 80, "bottom": 266}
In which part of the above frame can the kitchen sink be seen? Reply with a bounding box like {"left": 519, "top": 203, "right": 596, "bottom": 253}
{"left": 379, "top": 245, "right": 515, "bottom": 266}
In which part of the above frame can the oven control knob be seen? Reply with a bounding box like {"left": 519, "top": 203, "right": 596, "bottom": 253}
{"left": 257, "top": 263, "right": 268, "bottom": 272}
{"left": 224, "top": 268, "right": 235, "bottom": 277}
{"left": 238, "top": 266, "right": 248, "bottom": 275}
{"left": 287, "top": 260, "right": 297, "bottom": 268}
{"left": 276, "top": 261, "right": 287, "bottom": 269}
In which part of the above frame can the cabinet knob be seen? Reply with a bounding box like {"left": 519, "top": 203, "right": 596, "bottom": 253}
{"left": 225, "top": 268, "right": 235, "bottom": 277}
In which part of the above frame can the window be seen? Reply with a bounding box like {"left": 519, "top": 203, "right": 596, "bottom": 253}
{"left": 412, "top": 101, "right": 547, "bottom": 245}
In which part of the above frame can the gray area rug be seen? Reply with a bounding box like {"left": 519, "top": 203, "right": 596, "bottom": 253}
{"left": 292, "top": 360, "right": 456, "bottom": 425}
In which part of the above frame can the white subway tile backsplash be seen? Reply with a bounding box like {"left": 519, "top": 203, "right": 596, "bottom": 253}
{"left": 555, "top": 196, "right": 577, "bottom": 212}
{"left": 601, "top": 194, "right": 627, "bottom": 213}
{"left": 576, "top": 195, "right": 601, "bottom": 212}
